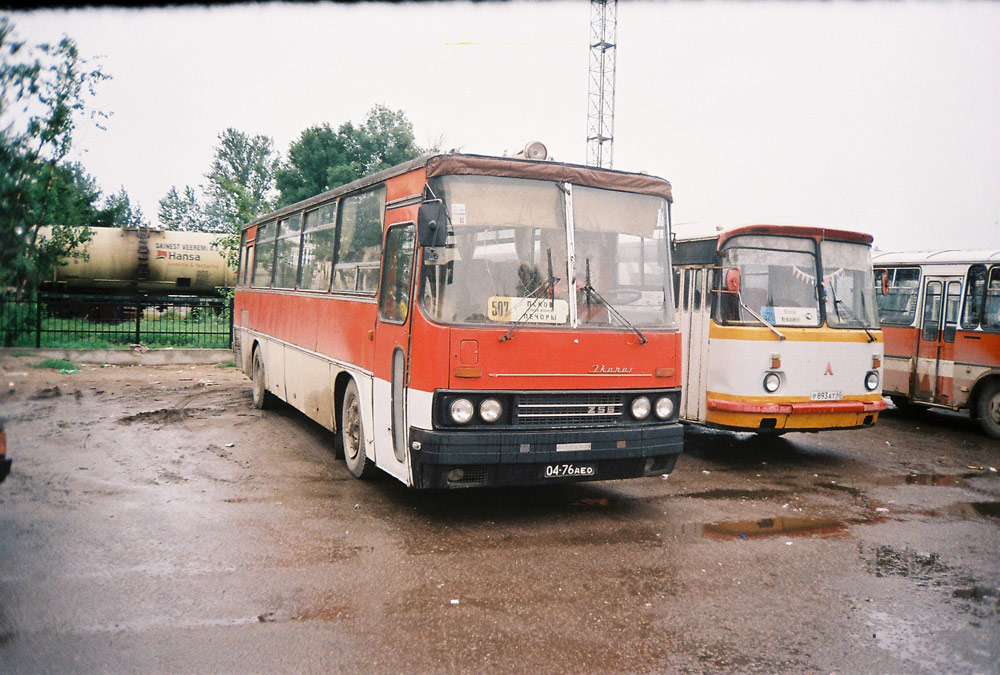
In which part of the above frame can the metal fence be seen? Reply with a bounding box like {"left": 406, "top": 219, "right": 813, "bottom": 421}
{"left": 0, "top": 292, "right": 233, "bottom": 349}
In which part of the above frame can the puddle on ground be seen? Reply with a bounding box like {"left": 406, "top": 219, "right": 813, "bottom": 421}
{"left": 932, "top": 501, "right": 1000, "bottom": 520}
{"left": 663, "top": 515, "right": 877, "bottom": 540}
{"left": 869, "top": 473, "right": 969, "bottom": 487}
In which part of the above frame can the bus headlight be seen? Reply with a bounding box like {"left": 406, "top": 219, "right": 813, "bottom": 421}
{"left": 763, "top": 372, "right": 781, "bottom": 393}
{"left": 865, "top": 371, "right": 880, "bottom": 391}
{"left": 631, "top": 396, "right": 651, "bottom": 420}
{"left": 654, "top": 396, "right": 674, "bottom": 420}
{"left": 479, "top": 398, "right": 503, "bottom": 423}
{"left": 449, "top": 398, "right": 474, "bottom": 424}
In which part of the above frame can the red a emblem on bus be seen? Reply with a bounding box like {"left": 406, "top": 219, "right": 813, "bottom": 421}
{"left": 824, "top": 362, "right": 834, "bottom": 376}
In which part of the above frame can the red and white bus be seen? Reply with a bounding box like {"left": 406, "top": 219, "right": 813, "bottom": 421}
{"left": 873, "top": 249, "right": 1000, "bottom": 438}
{"left": 672, "top": 224, "right": 886, "bottom": 434}
{"left": 233, "top": 150, "right": 685, "bottom": 488}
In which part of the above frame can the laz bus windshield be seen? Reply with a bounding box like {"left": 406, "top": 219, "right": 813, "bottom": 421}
{"left": 419, "top": 175, "right": 675, "bottom": 330}
{"left": 714, "top": 234, "right": 878, "bottom": 329}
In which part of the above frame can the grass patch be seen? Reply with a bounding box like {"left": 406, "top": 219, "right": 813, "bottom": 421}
{"left": 30, "top": 358, "right": 80, "bottom": 371}
{"left": 216, "top": 360, "right": 236, "bottom": 369}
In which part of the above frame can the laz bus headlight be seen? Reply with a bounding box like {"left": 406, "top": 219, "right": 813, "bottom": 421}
{"left": 865, "top": 371, "right": 880, "bottom": 391}
{"left": 449, "top": 398, "right": 474, "bottom": 424}
{"left": 654, "top": 395, "right": 675, "bottom": 420}
{"left": 631, "top": 396, "right": 651, "bottom": 420}
{"left": 479, "top": 398, "right": 503, "bottom": 423}
{"left": 763, "top": 372, "right": 781, "bottom": 393}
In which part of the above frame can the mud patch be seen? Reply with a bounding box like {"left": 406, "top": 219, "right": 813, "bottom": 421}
{"left": 681, "top": 488, "right": 792, "bottom": 501}
{"left": 861, "top": 543, "right": 950, "bottom": 580}
{"left": 117, "top": 408, "right": 213, "bottom": 425}
{"left": 30, "top": 386, "right": 61, "bottom": 400}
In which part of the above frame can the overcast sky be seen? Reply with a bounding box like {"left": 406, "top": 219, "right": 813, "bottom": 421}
{"left": 7, "top": 1, "right": 1000, "bottom": 252}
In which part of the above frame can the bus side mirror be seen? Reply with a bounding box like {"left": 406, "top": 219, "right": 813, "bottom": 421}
{"left": 418, "top": 200, "right": 448, "bottom": 247}
{"left": 725, "top": 267, "right": 741, "bottom": 293}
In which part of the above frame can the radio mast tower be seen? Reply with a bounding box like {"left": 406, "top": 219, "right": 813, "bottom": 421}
{"left": 587, "top": 0, "right": 617, "bottom": 169}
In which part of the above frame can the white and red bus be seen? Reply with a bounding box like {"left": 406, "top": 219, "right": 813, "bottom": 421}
{"left": 233, "top": 150, "right": 685, "bottom": 488}
{"left": 672, "top": 224, "right": 886, "bottom": 434}
{"left": 873, "top": 249, "right": 1000, "bottom": 438}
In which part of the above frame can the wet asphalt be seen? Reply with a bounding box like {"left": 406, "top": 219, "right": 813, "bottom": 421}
{"left": 0, "top": 358, "right": 997, "bottom": 673}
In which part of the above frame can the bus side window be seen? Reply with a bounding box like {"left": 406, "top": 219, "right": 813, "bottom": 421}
{"left": 713, "top": 267, "right": 740, "bottom": 322}
{"left": 242, "top": 245, "right": 254, "bottom": 287}
{"left": 673, "top": 271, "right": 680, "bottom": 307}
{"left": 921, "top": 281, "right": 942, "bottom": 341}
{"left": 272, "top": 212, "right": 303, "bottom": 289}
{"left": 961, "top": 265, "right": 986, "bottom": 329}
{"left": 682, "top": 270, "right": 690, "bottom": 311}
{"left": 693, "top": 269, "right": 703, "bottom": 310}
{"left": 252, "top": 220, "right": 277, "bottom": 288}
{"left": 944, "top": 281, "right": 961, "bottom": 343}
{"left": 379, "top": 224, "right": 416, "bottom": 323}
{"left": 334, "top": 185, "right": 386, "bottom": 293}
{"left": 985, "top": 267, "right": 1000, "bottom": 332}
{"left": 881, "top": 267, "right": 921, "bottom": 325}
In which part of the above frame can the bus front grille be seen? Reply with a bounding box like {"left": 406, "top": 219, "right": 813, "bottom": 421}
{"left": 515, "top": 393, "right": 624, "bottom": 428}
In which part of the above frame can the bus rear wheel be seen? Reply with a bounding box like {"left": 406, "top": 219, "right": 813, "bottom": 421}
{"left": 251, "top": 349, "right": 276, "bottom": 410}
{"left": 976, "top": 381, "right": 1000, "bottom": 440}
{"left": 342, "top": 379, "right": 376, "bottom": 479}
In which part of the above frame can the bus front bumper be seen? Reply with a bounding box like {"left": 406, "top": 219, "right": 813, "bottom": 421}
{"left": 705, "top": 397, "right": 887, "bottom": 432}
{"left": 407, "top": 424, "right": 684, "bottom": 489}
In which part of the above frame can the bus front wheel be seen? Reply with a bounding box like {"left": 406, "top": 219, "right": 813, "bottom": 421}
{"left": 342, "top": 379, "right": 376, "bottom": 479}
{"left": 976, "top": 381, "right": 1000, "bottom": 440}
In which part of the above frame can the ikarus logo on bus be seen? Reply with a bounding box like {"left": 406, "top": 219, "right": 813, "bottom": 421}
{"left": 590, "top": 365, "right": 634, "bottom": 374}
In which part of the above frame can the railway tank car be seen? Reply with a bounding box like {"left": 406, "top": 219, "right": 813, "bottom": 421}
{"left": 40, "top": 226, "right": 234, "bottom": 296}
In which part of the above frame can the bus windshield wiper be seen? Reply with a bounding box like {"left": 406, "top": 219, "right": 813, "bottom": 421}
{"left": 500, "top": 249, "right": 559, "bottom": 343}
{"left": 737, "top": 294, "right": 786, "bottom": 341}
{"left": 828, "top": 284, "right": 876, "bottom": 342}
{"left": 581, "top": 259, "right": 648, "bottom": 345}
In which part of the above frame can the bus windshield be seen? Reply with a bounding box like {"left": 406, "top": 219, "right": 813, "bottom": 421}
{"left": 820, "top": 240, "right": 879, "bottom": 328}
{"left": 715, "top": 235, "right": 821, "bottom": 327}
{"left": 420, "top": 174, "right": 675, "bottom": 329}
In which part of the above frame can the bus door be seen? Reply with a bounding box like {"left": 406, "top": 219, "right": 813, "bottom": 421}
{"left": 372, "top": 223, "right": 416, "bottom": 483}
{"left": 914, "top": 276, "right": 962, "bottom": 405}
{"left": 680, "top": 267, "right": 709, "bottom": 422}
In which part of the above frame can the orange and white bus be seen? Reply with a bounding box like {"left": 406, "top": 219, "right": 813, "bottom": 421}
{"left": 672, "top": 224, "right": 886, "bottom": 434}
{"left": 233, "top": 150, "right": 685, "bottom": 488}
{"left": 873, "top": 249, "right": 1000, "bottom": 439}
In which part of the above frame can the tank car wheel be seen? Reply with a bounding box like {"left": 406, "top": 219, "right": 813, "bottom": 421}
{"left": 976, "top": 381, "right": 1000, "bottom": 440}
{"left": 251, "top": 349, "right": 276, "bottom": 410}
{"left": 342, "top": 379, "right": 376, "bottom": 479}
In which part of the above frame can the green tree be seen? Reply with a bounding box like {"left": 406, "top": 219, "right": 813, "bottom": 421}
{"left": 204, "top": 128, "right": 279, "bottom": 268}
{"left": 275, "top": 104, "right": 424, "bottom": 207}
{"left": 0, "top": 18, "right": 109, "bottom": 294}
{"left": 157, "top": 185, "right": 219, "bottom": 232}
{"left": 104, "top": 186, "right": 148, "bottom": 229}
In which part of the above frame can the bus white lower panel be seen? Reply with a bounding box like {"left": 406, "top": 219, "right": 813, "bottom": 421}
{"left": 706, "top": 338, "right": 883, "bottom": 399}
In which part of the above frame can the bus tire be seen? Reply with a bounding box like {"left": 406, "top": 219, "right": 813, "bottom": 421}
{"left": 976, "top": 381, "right": 1000, "bottom": 440}
{"left": 251, "top": 349, "right": 276, "bottom": 410}
{"left": 342, "top": 379, "right": 376, "bottom": 479}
